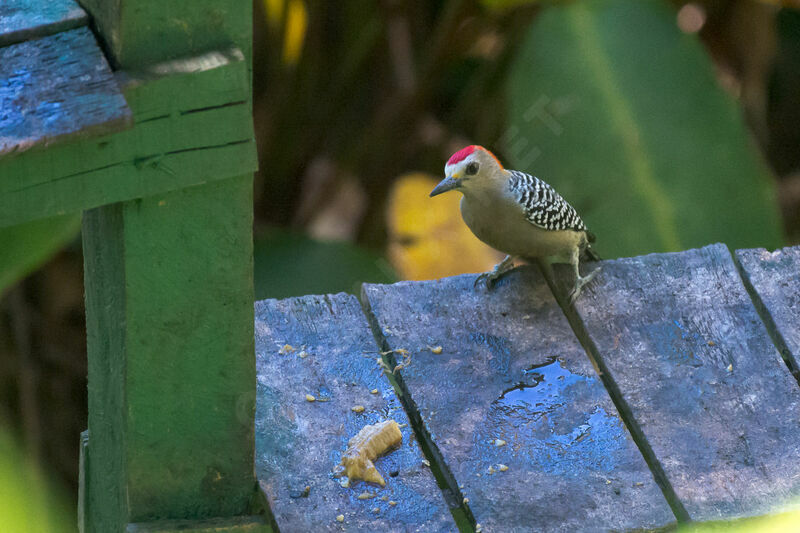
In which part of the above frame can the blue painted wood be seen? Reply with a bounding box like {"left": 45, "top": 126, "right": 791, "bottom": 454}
{"left": 0, "top": 27, "right": 131, "bottom": 157}
{"left": 362, "top": 270, "right": 675, "bottom": 532}
{"left": 562, "top": 244, "right": 800, "bottom": 521}
{"left": 0, "top": 0, "right": 87, "bottom": 47}
{"left": 254, "top": 294, "right": 454, "bottom": 532}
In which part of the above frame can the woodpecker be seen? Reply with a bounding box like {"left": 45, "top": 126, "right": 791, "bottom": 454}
{"left": 430, "top": 145, "right": 600, "bottom": 302}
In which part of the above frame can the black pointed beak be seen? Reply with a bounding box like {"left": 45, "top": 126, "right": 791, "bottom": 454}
{"left": 430, "top": 176, "right": 461, "bottom": 197}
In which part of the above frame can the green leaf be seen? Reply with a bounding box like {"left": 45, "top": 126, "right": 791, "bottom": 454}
{"left": 481, "top": 0, "right": 542, "bottom": 10}
{"left": 253, "top": 229, "right": 397, "bottom": 299}
{"left": 0, "top": 424, "right": 74, "bottom": 532}
{"left": 507, "top": 0, "right": 783, "bottom": 258}
{"left": 0, "top": 215, "right": 82, "bottom": 296}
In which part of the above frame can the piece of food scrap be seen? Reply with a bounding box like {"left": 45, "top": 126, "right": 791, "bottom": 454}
{"left": 335, "top": 420, "right": 402, "bottom": 487}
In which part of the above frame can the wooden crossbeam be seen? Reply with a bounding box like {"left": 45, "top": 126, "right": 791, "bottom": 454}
{"left": 79, "top": 0, "right": 251, "bottom": 69}
{"left": 0, "top": 48, "right": 254, "bottom": 228}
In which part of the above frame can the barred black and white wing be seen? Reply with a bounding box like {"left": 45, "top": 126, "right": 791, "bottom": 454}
{"left": 507, "top": 170, "right": 588, "bottom": 233}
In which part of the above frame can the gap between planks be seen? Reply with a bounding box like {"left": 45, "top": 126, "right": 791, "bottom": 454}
{"left": 539, "top": 244, "right": 800, "bottom": 522}
{"left": 355, "top": 243, "right": 796, "bottom": 528}
{"left": 532, "top": 260, "right": 691, "bottom": 523}
{"left": 358, "top": 287, "right": 477, "bottom": 533}
{"left": 732, "top": 254, "right": 800, "bottom": 388}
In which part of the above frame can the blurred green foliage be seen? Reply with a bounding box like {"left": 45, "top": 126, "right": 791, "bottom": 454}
{"left": 481, "top": 0, "right": 544, "bottom": 10}
{"left": 253, "top": 229, "right": 396, "bottom": 299}
{"left": 0, "top": 215, "right": 81, "bottom": 297}
{"left": 507, "top": 0, "right": 784, "bottom": 258}
{"left": 677, "top": 510, "right": 800, "bottom": 533}
{"left": 0, "top": 424, "right": 73, "bottom": 533}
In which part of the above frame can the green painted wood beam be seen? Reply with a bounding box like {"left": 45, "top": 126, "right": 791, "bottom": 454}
{"left": 0, "top": 49, "right": 254, "bottom": 228}
{"left": 79, "top": 0, "right": 251, "bottom": 70}
{"left": 126, "top": 516, "right": 272, "bottom": 533}
{"left": 82, "top": 175, "right": 257, "bottom": 531}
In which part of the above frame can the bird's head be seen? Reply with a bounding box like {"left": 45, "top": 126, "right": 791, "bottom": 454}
{"left": 430, "top": 145, "right": 505, "bottom": 198}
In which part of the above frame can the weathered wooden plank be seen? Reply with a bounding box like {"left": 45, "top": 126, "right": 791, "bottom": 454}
{"left": 82, "top": 175, "right": 256, "bottom": 531}
{"left": 362, "top": 271, "right": 675, "bottom": 532}
{"left": 562, "top": 243, "right": 800, "bottom": 520}
{"left": 0, "top": 52, "right": 255, "bottom": 228}
{"left": 0, "top": 27, "right": 132, "bottom": 157}
{"left": 0, "top": 48, "right": 249, "bottom": 191}
{"left": 734, "top": 246, "right": 800, "bottom": 379}
{"left": 0, "top": 0, "right": 87, "bottom": 47}
{"left": 254, "top": 294, "right": 455, "bottom": 532}
{"left": 80, "top": 0, "right": 251, "bottom": 69}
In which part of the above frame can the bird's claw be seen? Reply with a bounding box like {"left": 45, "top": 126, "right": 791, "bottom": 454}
{"left": 567, "top": 266, "right": 601, "bottom": 304}
{"left": 474, "top": 255, "right": 515, "bottom": 291}
{"left": 474, "top": 272, "right": 496, "bottom": 290}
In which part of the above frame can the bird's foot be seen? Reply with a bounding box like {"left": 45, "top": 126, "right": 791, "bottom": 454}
{"left": 475, "top": 255, "right": 515, "bottom": 290}
{"left": 567, "top": 266, "right": 601, "bottom": 304}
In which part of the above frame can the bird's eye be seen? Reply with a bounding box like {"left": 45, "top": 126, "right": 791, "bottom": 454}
{"left": 466, "top": 162, "right": 479, "bottom": 175}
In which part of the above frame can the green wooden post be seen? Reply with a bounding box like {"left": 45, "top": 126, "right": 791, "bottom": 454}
{"left": 1, "top": 1, "right": 268, "bottom": 529}
{"left": 74, "top": 1, "right": 265, "bottom": 531}
{"left": 82, "top": 176, "right": 262, "bottom": 531}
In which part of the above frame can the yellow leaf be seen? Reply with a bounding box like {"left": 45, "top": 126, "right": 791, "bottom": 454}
{"left": 263, "top": 0, "right": 283, "bottom": 27}
{"left": 283, "top": 0, "right": 308, "bottom": 65}
{"left": 387, "top": 173, "right": 503, "bottom": 281}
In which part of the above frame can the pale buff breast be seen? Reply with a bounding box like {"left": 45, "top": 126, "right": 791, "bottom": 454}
{"left": 460, "top": 194, "right": 584, "bottom": 263}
